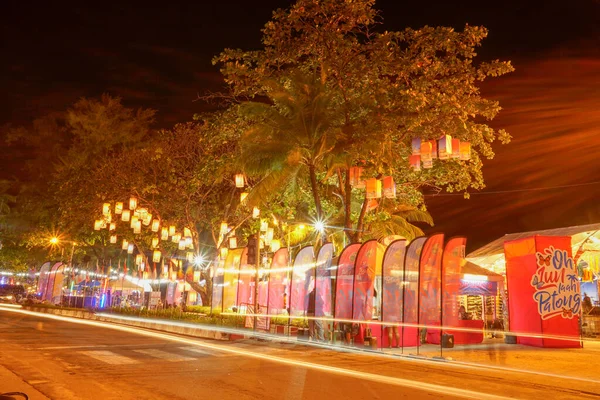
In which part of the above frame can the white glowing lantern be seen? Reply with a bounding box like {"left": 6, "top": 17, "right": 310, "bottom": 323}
{"left": 130, "top": 215, "right": 139, "bottom": 228}
{"left": 184, "top": 227, "right": 192, "bottom": 238}
{"left": 228, "top": 236, "right": 237, "bottom": 249}
{"left": 121, "top": 209, "right": 131, "bottom": 222}
{"left": 150, "top": 219, "right": 160, "bottom": 232}
{"left": 185, "top": 236, "right": 193, "bottom": 249}
{"left": 220, "top": 247, "right": 228, "bottom": 259}
{"left": 161, "top": 227, "right": 169, "bottom": 241}
{"left": 110, "top": 235, "right": 117, "bottom": 244}
{"left": 129, "top": 197, "right": 138, "bottom": 210}
{"left": 153, "top": 250, "right": 162, "bottom": 263}
{"left": 169, "top": 225, "right": 176, "bottom": 236}
{"left": 94, "top": 220, "right": 102, "bottom": 231}
{"left": 265, "top": 228, "right": 274, "bottom": 245}
{"left": 234, "top": 174, "right": 245, "bottom": 188}
{"left": 135, "top": 254, "right": 143, "bottom": 266}
{"left": 260, "top": 219, "right": 268, "bottom": 232}
{"left": 252, "top": 207, "right": 260, "bottom": 218}
{"left": 115, "top": 202, "right": 123, "bottom": 215}
{"left": 178, "top": 239, "right": 186, "bottom": 250}
{"left": 133, "top": 220, "right": 142, "bottom": 234}
{"left": 142, "top": 213, "right": 152, "bottom": 226}
{"left": 220, "top": 222, "right": 228, "bottom": 236}
{"left": 102, "top": 203, "right": 111, "bottom": 216}
{"left": 240, "top": 192, "right": 248, "bottom": 203}
{"left": 109, "top": 222, "right": 116, "bottom": 231}
{"left": 151, "top": 237, "right": 159, "bottom": 248}
{"left": 270, "top": 239, "right": 281, "bottom": 252}
{"left": 172, "top": 233, "right": 181, "bottom": 243}
{"left": 127, "top": 243, "right": 134, "bottom": 254}
{"left": 122, "top": 239, "right": 129, "bottom": 250}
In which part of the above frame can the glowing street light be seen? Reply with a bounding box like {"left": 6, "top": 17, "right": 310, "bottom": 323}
{"left": 49, "top": 237, "right": 59, "bottom": 245}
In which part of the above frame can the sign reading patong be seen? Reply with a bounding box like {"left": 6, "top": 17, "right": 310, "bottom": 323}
{"left": 531, "top": 246, "right": 581, "bottom": 320}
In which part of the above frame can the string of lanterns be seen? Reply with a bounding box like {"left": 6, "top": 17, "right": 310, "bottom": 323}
{"left": 409, "top": 135, "right": 471, "bottom": 172}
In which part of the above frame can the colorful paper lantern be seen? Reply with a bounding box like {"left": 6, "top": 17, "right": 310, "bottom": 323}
{"left": 122, "top": 239, "right": 129, "bottom": 250}
{"left": 110, "top": 235, "right": 117, "bottom": 244}
{"left": 94, "top": 220, "right": 102, "bottom": 231}
{"left": 451, "top": 138, "right": 461, "bottom": 159}
{"left": 438, "top": 135, "right": 452, "bottom": 160}
{"left": 235, "top": 174, "right": 245, "bottom": 188}
{"left": 365, "top": 178, "right": 382, "bottom": 199}
{"left": 429, "top": 140, "right": 438, "bottom": 159}
{"left": 109, "top": 222, "right": 116, "bottom": 231}
{"left": 129, "top": 197, "right": 138, "bottom": 210}
{"left": 349, "top": 166, "right": 365, "bottom": 188}
{"left": 411, "top": 137, "right": 421, "bottom": 155}
{"left": 102, "top": 203, "right": 111, "bottom": 216}
{"left": 127, "top": 243, "right": 134, "bottom": 254}
{"left": 161, "top": 227, "right": 169, "bottom": 241}
{"left": 133, "top": 220, "right": 142, "bottom": 234}
{"left": 185, "top": 237, "right": 193, "bottom": 249}
{"left": 382, "top": 176, "right": 396, "bottom": 199}
{"left": 152, "top": 250, "right": 162, "bottom": 263}
{"left": 459, "top": 141, "right": 471, "bottom": 161}
{"left": 135, "top": 254, "right": 143, "bottom": 266}
{"left": 121, "top": 209, "right": 131, "bottom": 222}
{"left": 169, "top": 225, "right": 176, "bottom": 236}
{"left": 172, "top": 233, "right": 181, "bottom": 243}
{"left": 228, "top": 236, "right": 237, "bottom": 249}
{"left": 252, "top": 207, "right": 260, "bottom": 218}
{"left": 142, "top": 213, "right": 152, "bottom": 226}
{"left": 151, "top": 237, "right": 159, "bottom": 248}
{"left": 409, "top": 155, "right": 421, "bottom": 171}
{"left": 115, "top": 202, "right": 123, "bottom": 215}
{"left": 184, "top": 227, "right": 192, "bottom": 238}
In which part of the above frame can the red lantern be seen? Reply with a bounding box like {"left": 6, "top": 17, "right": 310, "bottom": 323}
{"left": 349, "top": 167, "right": 364, "bottom": 188}
{"left": 366, "top": 178, "right": 382, "bottom": 199}
{"left": 451, "top": 138, "right": 461, "bottom": 159}
{"left": 382, "top": 176, "right": 396, "bottom": 198}
{"left": 459, "top": 141, "right": 471, "bottom": 160}
{"left": 409, "top": 155, "right": 421, "bottom": 171}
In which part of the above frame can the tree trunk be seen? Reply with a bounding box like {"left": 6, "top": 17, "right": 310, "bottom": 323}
{"left": 355, "top": 195, "right": 369, "bottom": 243}
{"left": 308, "top": 163, "right": 323, "bottom": 220}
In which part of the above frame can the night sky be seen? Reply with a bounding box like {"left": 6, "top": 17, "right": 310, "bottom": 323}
{"left": 2, "top": 0, "right": 600, "bottom": 251}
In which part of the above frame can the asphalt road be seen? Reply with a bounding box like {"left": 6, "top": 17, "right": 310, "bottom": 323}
{"left": 0, "top": 308, "right": 599, "bottom": 400}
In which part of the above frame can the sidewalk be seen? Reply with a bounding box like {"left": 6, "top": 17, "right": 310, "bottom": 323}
{"left": 0, "top": 365, "right": 50, "bottom": 400}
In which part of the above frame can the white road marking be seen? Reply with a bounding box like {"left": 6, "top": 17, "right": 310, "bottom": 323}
{"left": 79, "top": 350, "right": 139, "bottom": 365}
{"left": 133, "top": 348, "right": 195, "bottom": 362}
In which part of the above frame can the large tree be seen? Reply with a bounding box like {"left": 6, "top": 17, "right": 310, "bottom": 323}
{"left": 215, "top": 0, "right": 513, "bottom": 242}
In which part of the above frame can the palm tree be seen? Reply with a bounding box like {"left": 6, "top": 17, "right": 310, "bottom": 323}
{"left": 239, "top": 72, "right": 342, "bottom": 220}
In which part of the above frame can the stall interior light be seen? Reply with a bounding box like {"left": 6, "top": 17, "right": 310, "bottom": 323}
{"left": 462, "top": 274, "right": 488, "bottom": 281}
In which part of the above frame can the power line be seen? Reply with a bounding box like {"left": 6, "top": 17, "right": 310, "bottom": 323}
{"left": 424, "top": 180, "right": 600, "bottom": 197}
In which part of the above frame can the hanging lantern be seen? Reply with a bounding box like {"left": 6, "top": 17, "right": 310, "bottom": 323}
{"left": 161, "top": 227, "right": 169, "bottom": 241}
{"left": 121, "top": 209, "right": 131, "bottom": 222}
{"left": 129, "top": 197, "right": 138, "bottom": 210}
{"left": 409, "top": 155, "right": 421, "bottom": 171}
{"left": 430, "top": 140, "right": 438, "bottom": 159}
{"left": 421, "top": 141, "right": 432, "bottom": 162}
{"left": 228, "top": 236, "right": 237, "bottom": 249}
{"left": 133, "top": 220, "right": 142, "bottom": 234}
{"left": 365, "top": 178, "right": 382, "bottom": 199}
{"left": 133, "top": 209, "right": 141, "bottom": 218}
{"left": 130, "top": 215, "right": 138, "bottom": 228}
{"left": 94, "top": 220, "right": 102, "bottom": 231}
{"left": 152, "top": 250, "right": 162, "bottom": 263}
{"left": 109, "top": 222, "right": 116, "bottom": 231}
{"left": 151, "top": 219, "right": 160, "bottom": 232}
{"left": 265, "top": 228, "right": 274, "bottom": 245}
{"left": 451, "top": 138, "right": 461, "bottom": 159}
{"left": 115, "top": 202, "right": 123, "bottom": 215}
{"left": 151, "top": 237, "right": 159, "bottom": 248}
{"left": 142, "top": 213, "right": 152, "bottom": 226}
{"left": 178, "top": 239, "right": 186, "bottom": 250}
{"left": 220, "top": 247, "right": 228, "bottom": 259}
{"left": 382, "top": 176, "right": 396, "bottom": 199}
{"left": 411, "top": 137, "right": 421, "bottom": 155}
{"left": 110, "top": 235, "right": 117, "bottom": 244}
{"left": 349, "top": 166, "right": 365, "bottom": 188}
{"left": 234, "top": 173, "right": 245, "bottom": 188}
{"left": 185, "top": 252, "right": 194, "bottom": 263}
{"left": 127, "top": 243, "right": 134, "bottom": 254}
{"left": 172, "top": 233, "right": 181, "bottom": 243}
{"left": 185, "top": 236, "right": 194, "bottom": 249}
{"left": 252, "top": 207, "right": 260, "bottom": 218}
{"left": 184, "top": 227, "right": 192, "bottom": 238}
{"left": 169, "top": 225, "right": 176, "bottom": 236}
{"left": 240, "top": 192, "right": 248, "bottom": 203}
{"left": 102, "top": 203, "right": 111, "bottom": 216}
{"left": 122, "top": 239, "right": 129, "bottom": 250}
{"left": 459, "top": 141, "right": 471, "bottom": 161}
{"left": 270, "top": 239, "right": 281, "bottom": 252}
{"left": 219, "top": 222, "right": 228, "bottom": 236}
{"left": 193, "top": 270, "right": 201, "bottom": 282}
{"left": 135, "top": 254, "right": 143, "bottom": 266}
{"left": 438, "top": 135, "right": 452, "bottom": 160}
{"left": 260, "top": 219, "right": 268, "bottom": 232}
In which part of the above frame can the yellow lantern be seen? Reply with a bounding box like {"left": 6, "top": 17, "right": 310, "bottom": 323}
{"left": 94, "top": 220, "right": 102, "bottom": 231}
{"left": 365, "top": 178, "right": 382, "bottom": 199}
{"left": 102, "top": 203, "right": 111, "bottom": 216}
{"left": 109, "top": 222, "right": 116, "bottom": 231}
{"left": 234, "top": 173, "right": 245, "bottom": 188}
{"left": 161, "top": 227, "right": 169, "bottom": 241}
{"left": 169, "top": 225, "right": 176, "bottom": 236}
{"left": 184, "top": 227, "right": 192, "bottom": 238}
{"left": 115, "top": 202, "right": 123, "bottom": 215}
{"left": 270, "top": 239, "right": 281, "bottom": 252}
{"left": 129, "top": 197, "right": 138, "bottom": 210}
{"left": 122, "top": 239, "right": 129, "bottom": 250}
{"left": 121, "top": 209, "right": 131, "bottom": 222}
{"left": 151, "top": 219, "right": 160, "bottom": 232}
{"left": 178, "top": 239, "right": 186, "bottom": 250}
{"left": 110, "top": 235, "right": 117, "bottom": 244}
{"left": 151, "top": 237, "right": 159, "bottom": 248}
{"left": 135, "top": 254, "right": 143, "bottom": 266}
{"left": 142, "top": 213, "right": 152, "bottom": 226}
{"left": 172, "top": 233, "right": 181, "bottom": 243}
{"left": 153, "top": 250, "right": 162, "bottom": 263}
{"left": 252, "top": 207, "right": 260, "bottom": 219}
{"left": 220, "top": 222, "right": 228, "bottom": 236}
{"left": 228, "top": 236, "right": 237, "bottom": 249}
{"left": 127, "top": 243, "right": 134, "bottom": 254}
{"left": 133, "top": 220, "right": 142, "bottom": 234}
{"left": 240, "top": 192, "right": 248, "bottom": 203}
